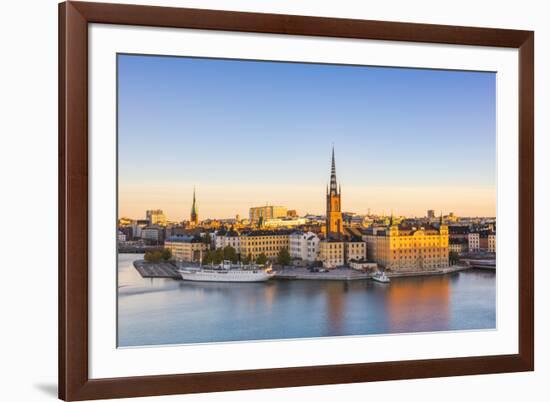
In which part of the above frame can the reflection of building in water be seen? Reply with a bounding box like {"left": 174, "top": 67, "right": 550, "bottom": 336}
{"left": 385, "top": 277, "right": 450, "bottom": 332}
{"left": 325, "top": 283, "right": 346, "bottom": 334}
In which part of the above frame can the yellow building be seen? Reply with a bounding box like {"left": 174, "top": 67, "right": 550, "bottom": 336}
{"left": 362, "top": 218, "right": 449, "bottom": 271}
{"left": 249, "top": 206, "right": 287, "bottom": 225}
{"left": 240, "top": 230, "right": 290, "bottom": 260}
{"left": 164, "top": 236, "right": 208, "bottom": 262}
{"left": 319, "top": 240, "right": 344, "bottom": 268}
{"left": 145, "top": 210, "right": 167, "bottom": 226}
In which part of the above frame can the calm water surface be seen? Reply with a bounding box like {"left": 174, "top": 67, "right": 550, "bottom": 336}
{"left": 118, "top": 253, "right": 496, "bottom": 347}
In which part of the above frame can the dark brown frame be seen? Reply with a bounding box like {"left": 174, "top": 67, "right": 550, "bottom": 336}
{"left": 59, "top": 1, "right": 534, "bottom": 400}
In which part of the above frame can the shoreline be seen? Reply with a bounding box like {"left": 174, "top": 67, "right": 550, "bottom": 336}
{"left": 132, "top": 258, "right": 479, "bottom": 281}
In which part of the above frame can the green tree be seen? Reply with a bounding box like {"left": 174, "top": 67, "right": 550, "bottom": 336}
{"left": 202, "top": 250, "right": 213, "bottom": 265}
{"left": 277, "top": 247, "right": 291, "bottom": 266}
{"left": 256, "top": 253, "right": 268, "bottom": 266}
{"left": 144, "top": 251, "right": 162, "bottom": 262}
{"left": 213, "top": 248, "right": 224, "bottom": 265}
{"left": 449, "top": 251, "right": 459, "bottom": 265}
{"left": 161, "top": 248, "right": 172, "bottom": 261}
{"left": 223, "top": 245, "right": 238, "bottom": 263}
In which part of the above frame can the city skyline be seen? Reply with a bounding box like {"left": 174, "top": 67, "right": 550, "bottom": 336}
{"left": 118, "top": 54, "right": 496, "bottom": 220}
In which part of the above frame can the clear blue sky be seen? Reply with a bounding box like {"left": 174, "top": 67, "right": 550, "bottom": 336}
{"left": 118, "top": 54, "right": 496, "bottom": 220}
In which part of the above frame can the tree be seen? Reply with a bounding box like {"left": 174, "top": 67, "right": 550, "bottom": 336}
{"left": 241, "top": 253, "right": 251, "bottom": 265}
{"left": 213, "top": 248, "right": 224, "bottom": 265}
{"left": 161, "top": 248, "right": 172, "bottom": 261}
{"left": 202, "top": 250, "right": 213, "bottom": 265}
{"left": 256, "top": 253, "right": 268, "bottom": 265}
{"left": 449, "top": 251, "right": 459, "bottom": 265}
{"left": 277, "top": 247, "right": 291, "bottom": 266}
{"left": 223, "top": 245, "right": 238, "bottom": 263}
{"left": 144, "top": 250, "right": 162, "bottom": 262}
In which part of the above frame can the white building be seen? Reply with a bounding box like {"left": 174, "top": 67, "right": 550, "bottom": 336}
{"left": 141, "top": 226, "right": 163, "bottom": 243}
{"left": 214, "top": 230, "right": 241, "bottom": 253}
{"left": 468, "top": 232, "right": 480, "bottom": 252}
{"left": 117, "top": 231, "right": 126, "bottom": 242}
{"left": 289, "top": 231, "right": 320, "bottom": 262}
{"left": 488, "top": 233, "right": 496, "bottom": 253}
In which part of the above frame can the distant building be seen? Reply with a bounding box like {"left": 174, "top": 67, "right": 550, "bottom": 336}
{"left": 214, "top": 229, "right": 241, "bottom": 253}
{"left": 488, "top": 233, "right": 496, "bottom": 253}
{"left": 449, "top": 238, "right": 467, "bottom": 254}
{"left": 117, "top": 231, "right": 127, "bottom": 242}
{"left": 249, "top": 205, "right": 287, "bottom": 225}
{"left": 289, "top": 231, "right": 320, "bottom": 262}
{"left": 344, "top": 240, "right": 367, "bottom": 262}
{"left": 240, "top": 230, "right": 290, "bottom": 260}
{"left": 468, "top": 232, "right": 480, "bottom": 252}
{"left": 263, "top": 217, "right": 307, "bottom": 228}
{"left": 141, "top": 226, "right": 164, "bottom": 244}
{"left": 286, "top": 210, "right": 298, "bottom": 218}
{"left": 319, "top": 240, "right": 344, "bottom": 268}
{"left": 427, "top": 210, "right": 435, "bottom": 220}
{"left": 146, "top": 209, "right": 167, "bottom": 226}
{"left": 349, "top": 260, "right": 377, "bottom": 271}
{"left": 165, "top": 236, "right": 208, "bottom": 262}
{"left": 362, "top": 216, "right": 449, "bottom": 271}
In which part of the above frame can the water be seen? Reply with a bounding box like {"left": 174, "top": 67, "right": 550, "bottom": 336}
{"left": 118, "top": 253, "right": 496, "bottom": 347}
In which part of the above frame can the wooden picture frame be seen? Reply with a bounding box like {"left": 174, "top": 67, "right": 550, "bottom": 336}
{"left": 59, "top": 1, "right": 534, "bottom": 400}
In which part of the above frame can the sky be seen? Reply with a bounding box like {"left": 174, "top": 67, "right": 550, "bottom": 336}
{"left": 118, "top": 54, "right": 496, "bottom": 221}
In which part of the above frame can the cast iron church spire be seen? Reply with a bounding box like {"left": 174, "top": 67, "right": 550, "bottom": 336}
{"left": 190, "top": 187, "right": 198, "bottom": 226}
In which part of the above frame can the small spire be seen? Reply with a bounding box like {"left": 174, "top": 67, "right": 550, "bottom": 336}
{"left": 439, "top": 211, "right": 443, "bottom": 225}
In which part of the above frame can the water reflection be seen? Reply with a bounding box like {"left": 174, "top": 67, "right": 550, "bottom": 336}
{"left": 117, "top": 254, "right": 496, "bottom": 347}
{"left": 386, "top": 276, "right": 450, "bottom": 333}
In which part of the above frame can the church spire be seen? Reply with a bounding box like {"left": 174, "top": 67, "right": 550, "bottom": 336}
{"left": 329, "top": 146, "right": 338, "bottom": 195}
{"left": 190, "top": 186, "right": 198, "bottom": 225}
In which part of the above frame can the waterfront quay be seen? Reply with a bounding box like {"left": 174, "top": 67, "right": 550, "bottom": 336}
{"left": 133, "top": 259, "right": 473, "bottom": 281}
{"left": 133, "top": 259, "right": 179, "bottom": 278}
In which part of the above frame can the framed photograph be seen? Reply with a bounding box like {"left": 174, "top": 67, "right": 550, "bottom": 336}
{"left": 59, "top": 1, "right": 534, "bottom": 400}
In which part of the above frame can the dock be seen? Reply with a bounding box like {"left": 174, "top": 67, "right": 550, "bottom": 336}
{"left": 133, "top": 260, "right": 180, "bottom": 279}
{"left": 275, "top": 266, "right": 370, "bottom": 281}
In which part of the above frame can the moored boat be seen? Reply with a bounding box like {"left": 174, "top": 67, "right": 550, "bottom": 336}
{"left": 178, "top": 260, "right": 275, "bottom": 283}
{"left": 372, "top": 271, "right": 390, "bottom": 283}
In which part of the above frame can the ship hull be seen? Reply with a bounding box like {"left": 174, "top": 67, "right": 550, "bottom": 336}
{"left": 179, "top": 269, "right": 274, "bottom": 283}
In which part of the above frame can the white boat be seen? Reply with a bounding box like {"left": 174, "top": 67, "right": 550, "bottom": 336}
{"left": 372, "top": 271, "right": 390, "bottom": 283}
{"left": 178, "top": 260, "right": 275, "bottom": 283}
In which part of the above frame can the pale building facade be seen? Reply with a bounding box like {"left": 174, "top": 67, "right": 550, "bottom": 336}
{"left": 289, "top": 231, "right": 320, "bottom": 262}
{"left": 214, "top": 232, "right": 241, "bottom": 253}
{"left": 488, "top": 233, "right": 496, "bottom": 253}
{"left": 345, "top": 241, "right": 367, "bottom": 262}
{"left": 468, "top": 232, "right": 480, "bottom": 252}
{"left": 165, "top": 236, "right": 208, "bottom": 262}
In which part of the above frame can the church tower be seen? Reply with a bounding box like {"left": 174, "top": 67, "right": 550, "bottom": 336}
{"left": 190, "top": 187, "right": 198, "bottom": 227}
{"left": 326, "top": 147, "right": 344, "bottom": 238}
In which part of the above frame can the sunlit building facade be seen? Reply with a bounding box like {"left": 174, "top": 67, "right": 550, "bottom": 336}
{"left": 319, "top": 240, "right": 345, "bottom": 268}
{"left": 249, "top": 206, "right": 288, "bottom": 225}
{"left": 146, "top": 209, "right": 167, "bottom": 226}
{"left": 362, "top": 218, "right": 449, "bottom": 271}
{"left": 240, "top": 230, "right": 290, "bottom": 260}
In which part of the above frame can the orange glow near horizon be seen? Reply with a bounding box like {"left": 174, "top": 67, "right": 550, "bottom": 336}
{"left": 118, "top": 182, "right": 496, "bottom": 221}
